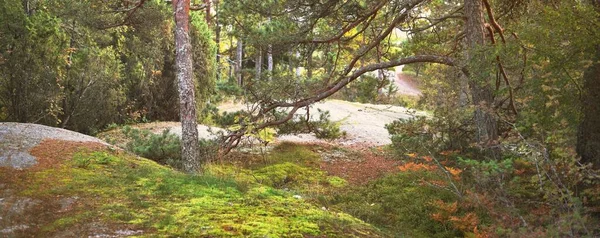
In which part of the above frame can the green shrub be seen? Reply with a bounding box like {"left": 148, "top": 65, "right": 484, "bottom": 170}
{"left": 123, "top": 126, "right": 181, "bottom": 166}
{"left": 213, "top": 110, "right": 245, "bottom": 127}
{"left": 121, "top": 126, "right": 218, "bottom": 170}
{"left": 386, "top": 110, "right": 471, "bottom": 156}
{"left": 386, "top": 116, "right": 441, "bottom": 155}
{"left": 277, "top": 109, "right": 346, "bottom": 140}
{"left": 217, "top": 79, "right": 244, "bottom": 96}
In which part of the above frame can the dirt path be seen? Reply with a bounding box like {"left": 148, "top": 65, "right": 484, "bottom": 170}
{"left": 394, "top": 71, "right": 422, "bottom": 97}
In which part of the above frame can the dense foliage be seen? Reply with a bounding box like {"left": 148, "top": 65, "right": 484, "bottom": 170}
{"left": 2, "top": 0, "right": 600, "bottom": 236}
{"left": 0, "top": 0, "right": 216, "bottom": 134}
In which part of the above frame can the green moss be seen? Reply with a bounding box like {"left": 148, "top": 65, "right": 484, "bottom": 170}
{"left": 16, "top": 146, "right": 380, "bottom": 237}
{"left": 327, "top": 176, "right": 348, "bottom": 188}
{"left": 331, "top": 172, "right": 461, "bottom": 237}
{"left": 41, "top": 211, "right": 94, "bottom": 232}
{"left": 266, "top": 142, "right": 321, "bottom": 166}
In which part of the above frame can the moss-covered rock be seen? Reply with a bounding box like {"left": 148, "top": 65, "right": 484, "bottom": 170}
{"left": 0, "top": 140, "right": 379, "bottom": 237}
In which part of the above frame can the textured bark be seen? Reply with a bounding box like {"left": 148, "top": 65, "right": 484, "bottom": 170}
{"left": 204, "top": 0, "right": 211, "bottom": 25}
{"left": 267, "top": 16, "right": 273, "bottom": 80}
{"left": 307, "top": 47, "right": 313, "bottom": 79}
{"left": 295, "top": 51, "right": 301, "bottom": 77}
{"left": 577, "top": 43, "right": 600, "bottom": 170}
{"left": 214, "top": 0, "right": 221, "bottom": 81}
{"left": 255, "top": 47, "right": 262, "bottom": 80}
{"left": 236, "top": 39, "right": 243, "bottom": 85}
{"left": 267, "top": 44, "right": 273, "bottom": 79}
{"left": 173, "top": 0, "right": 200, "bottom": 173}
{"left": 465, "top": 0, "right": 498, "bottom": 148}
{"left": 459, "top": 74, "right": 469, "bottom": 107}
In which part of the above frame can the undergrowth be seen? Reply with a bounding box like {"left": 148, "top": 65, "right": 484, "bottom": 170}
{"left": 121, "top": 126, "right": 218, "bottom": 170}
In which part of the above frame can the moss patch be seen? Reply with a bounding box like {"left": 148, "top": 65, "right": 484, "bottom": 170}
{"left": 4, "top": 140, "right": 379, "bottom": 237}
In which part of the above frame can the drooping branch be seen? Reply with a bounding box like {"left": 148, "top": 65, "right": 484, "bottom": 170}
{"left": 482, "top": 0, "right": 517, "bottom": 115}
{"left": 221, "top": 55, "right": 459, "bottom": 153}
{"left": 482, "top": 0, "right": 506, "bottom": 43}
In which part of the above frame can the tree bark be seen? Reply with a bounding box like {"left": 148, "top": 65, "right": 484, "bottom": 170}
{"left": 267, "top": 16, "right": 273, "bottom": 80}
{"left": 267, "top": 44, "right": 273, "bottom": 80}
{"left": 236, "top": 39, "right": 243, "bottom": 85}
{"left": 204, "top": 0, "right": 211, "bottom": 25}
{"left": 173, "top": 0, "right": 200, "bottom": 173}
{"left": 465, "top": 0, "right": 498, "bottom": 150}
{"left": 255, "top": 47, "right": 262, "bottom": 80}
{"left": 214, "top": 0, "right": 220, "bottom": 81}
{"left": 295, "top": 51, "right": 301, "bottom": 78}
{"left": 577, "top": 0, "right": 600, "bottom": 170}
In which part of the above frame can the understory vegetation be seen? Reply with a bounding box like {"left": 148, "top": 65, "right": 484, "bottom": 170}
{"left": 1, "top": 142, "right": 381, "bottom": 237}
{"left": 2, "top": 0, "right": 600, "bottom": 236}
{"left": 99, "top": 126, "right": 599, "bottom": 237}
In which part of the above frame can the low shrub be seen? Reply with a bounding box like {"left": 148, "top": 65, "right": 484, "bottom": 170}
{"left": 330, "top": 171, "right": 462, "bottom": 237}
{"left": 277, "top": 109, "right": 346, "bottom": 140}
{"left": 121, "top": 126, "right": 218, "bottom": 170}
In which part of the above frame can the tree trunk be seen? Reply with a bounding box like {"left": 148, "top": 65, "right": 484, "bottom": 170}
{"left": 204, "top": 0, "right": 211, "bottom": 25}
{"left": 295, "top": 51, "right": 301, "bottom": 78}
{"left": 255, "top": 47, "right": 262, "bottom": 80}
{"left": 465, "top": 0, "right": 498, "bottom": 150}
{"left": 214, "top": 0, "right": 220, "bottom": 81}
{"left": 307, "top": 47, "right": 313, "bottom": 79}
{"left": 577, "top": 0, "right": 600, "bottom": 170}
{"left": 236, "top": 39, "right": 243, "bottom": 85}
{"left": 173, "top": 0, "right": 200, "bottom": 173}
{"left": 267, "top": 16, "right": 273, "bottom": 80}
{"left": 267, "top": 44, "right": 273, "bottom": 80}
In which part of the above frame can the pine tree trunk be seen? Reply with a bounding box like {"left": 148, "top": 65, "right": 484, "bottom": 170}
{"left": 267, "top": 44, "right": 273, "bottom": 80}
{"left": 204, "top": 0, "right": 211, "bottom": 25}
{"left": 236, "top": 39, "right": 243, "bottom": 85}
{"left": 214, "top": 0, "right": 220, "bottom": 81}
{"left": 577, "top": 43, "right": 600, "bottom": 171}
{"left": 465, "top": 0, "right": 498, "bottom": 150}
{"left": 255, "top": 47, "right": 262, "bottom": 80}
{"left": 295, "top": 51, "right": 301, "bottom": 78}
{"left": 577, "top": 0, "right": 600, "bottom": 171}
{"left": 267, "top": 16, "right": 273, "bottom": 80}
{"left": 173, "top": 0, "right": 200, "bottom": 173}
{"left": 306, "top": 47, "right": 313, "bottom": 79}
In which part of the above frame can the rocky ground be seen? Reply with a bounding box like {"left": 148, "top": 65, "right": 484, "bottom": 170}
{"left": 0, "top": 77, "right": 423, "bottom": 236}
{"left": 219, "top": 99, "right": 424, "bottom": 146}
{"left": 0, "top": 123, "right": 109, "bottom": 170}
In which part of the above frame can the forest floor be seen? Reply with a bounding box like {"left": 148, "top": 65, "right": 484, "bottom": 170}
{"left": 1, "top": 124, "right": 392, "bottom": 237}
{"left": 0, "top": 82, "right": 425, "bottom": 237}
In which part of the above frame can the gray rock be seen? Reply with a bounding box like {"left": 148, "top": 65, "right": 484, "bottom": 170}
{"left": 0, "top": 122, "right": 109, "bottom": 169}
{"left": 0, "top": 151, "right": 37, "bottom": 170}
{"left": 8, "top": 198, "right": 41, "bottom": 216}
{"left": 0, "top": 224, "right": 30, "bottom": 235}
{"left": 58, "top": 197, "right": 79, "bottom": 212}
